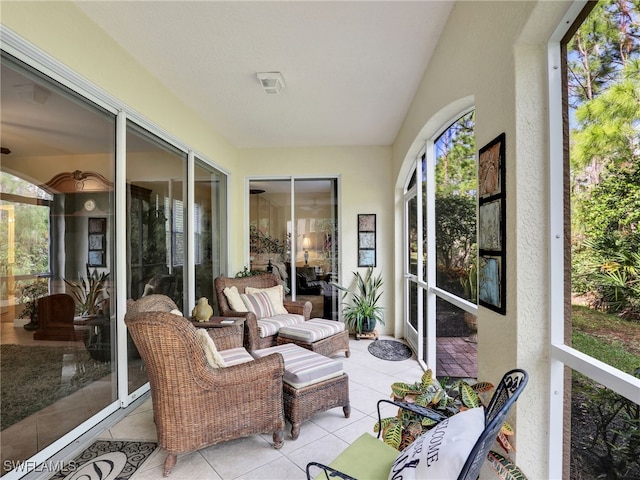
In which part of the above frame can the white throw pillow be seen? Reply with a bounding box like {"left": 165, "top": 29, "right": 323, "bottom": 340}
{"left": 169, "top": 309, "right": 183, "bottom": 316}
{"left": 223, "top": 286, "right": 248, "bottom": 312}
{"left": 388, "top": 406, "right": 485, "bottom": 480}
{"left": 246, "top": 285, "right": 288, "bottom": 315}
{"left": 195, "top": 329, "right": 227, "bottom": 368}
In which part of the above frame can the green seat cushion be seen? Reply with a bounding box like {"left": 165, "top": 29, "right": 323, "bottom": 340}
{"left": 317, "top": 433, "right": 398, "bottom": 480}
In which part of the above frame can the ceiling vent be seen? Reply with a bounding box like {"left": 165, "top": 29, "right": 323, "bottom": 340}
{"left": 256, "top": 72, "right": 285, "bottom": 95}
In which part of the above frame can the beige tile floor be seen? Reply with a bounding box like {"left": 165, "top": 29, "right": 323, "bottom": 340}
{"left": 2, "top": 320, "right": 476, "bottom": 480}
{"left": 101, "top": 335, "right": 426, "bottom": 480}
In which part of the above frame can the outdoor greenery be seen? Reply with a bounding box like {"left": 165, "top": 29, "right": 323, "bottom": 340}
{"left": 433, "top": 111, "right": 477, "bottom": 297}
{"left": 573, "top": 370, "right": 640, "bottom": 479}
{"left": 572, "top": 305, "right": 640, "bottom": 479}
{"left": 0, "top": 172, "right": 50, "bottom": 299}
{"left": 16, "top": 278, "right": 48, "bottom": 321}
{"left": 568, "top": 0, "right": 640, "bottom": 321}
{"left": 567, "top": 4, "right": 640, "bottom": 475}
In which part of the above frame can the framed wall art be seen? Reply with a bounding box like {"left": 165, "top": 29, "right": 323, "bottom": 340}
{"left": 88, "top": 217, "right": 107, "bottom": 267}
{"left": 357, "top": 214, "right": 376, "bottom": 267}
{"left": 478, "top": 133, "right": 506, "bottom": 314}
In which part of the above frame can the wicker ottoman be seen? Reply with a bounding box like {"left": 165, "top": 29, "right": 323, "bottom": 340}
{"left": 277, "top": 318, "right": 351, "bottom": 358}
{"left": 253, "top": 343, "right": 351, "bottom": 440}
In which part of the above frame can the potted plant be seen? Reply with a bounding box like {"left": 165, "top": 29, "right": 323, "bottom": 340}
{"left": 332, "top": 267, "right": 384, "bottom": 336}
{"left": 64, "top": 265, "right": 110, "bottom": 317}
{"left": 376, "top": 370, "right": 527, "bottom": 479}
{"left": 18, "top": 278, "right": 49, "bottom": 331}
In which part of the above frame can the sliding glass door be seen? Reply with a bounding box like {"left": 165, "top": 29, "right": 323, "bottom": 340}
{"left": 1, "top": 52, "right": 118, "bottom": 472}
{"left": 0, "top": 46, "right": 229, "bottom": 478}
{"left": 248, "top": 178, "right": 339, "bottom": 320}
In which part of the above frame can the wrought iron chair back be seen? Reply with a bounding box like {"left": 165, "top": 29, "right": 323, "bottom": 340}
{"left": 458, "top": 368, "right": 528, "bottom": 480}
{"left": 306, "top": 368, "right": 528, "bottom": 480}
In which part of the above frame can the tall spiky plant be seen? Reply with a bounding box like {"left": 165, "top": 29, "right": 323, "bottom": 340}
{"left": 64, "top": 265, "right": 110, "bottom": 316}
{"left": 332, "top": 267, "right": 384, "bottom": 334}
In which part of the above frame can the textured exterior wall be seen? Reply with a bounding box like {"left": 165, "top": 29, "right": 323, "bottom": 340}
{"left": 392, "top": 1, "right": 575, "bottom": 477}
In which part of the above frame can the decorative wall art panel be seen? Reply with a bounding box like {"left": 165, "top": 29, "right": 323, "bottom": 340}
{"left": 477, "top": 133, "right": 506, "bottom": 314}
{"left": 357, "top": 214, "right": 376, "bottom": 267}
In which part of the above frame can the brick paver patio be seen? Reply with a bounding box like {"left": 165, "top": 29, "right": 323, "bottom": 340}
{"left": 436, "top": 336, "right": 477, "bottom": 379}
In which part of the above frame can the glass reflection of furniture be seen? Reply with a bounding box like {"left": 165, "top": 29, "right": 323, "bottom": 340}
{"left": 33, "top": 293, "right": 84, "bottom": 341}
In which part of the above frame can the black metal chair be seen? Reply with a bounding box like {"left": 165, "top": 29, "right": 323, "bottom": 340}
{"left": 306, "top": 369, "right": 528, "bottom": 480}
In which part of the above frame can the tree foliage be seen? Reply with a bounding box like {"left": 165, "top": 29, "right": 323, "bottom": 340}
{"left": 569, "top": 0, "right": 640, "bottom": 318}
{"left": 432, "top": 111, "right": 476, "bottom": 279}
{"left": 0, "top": 172, "right": 50, "bottom": 278}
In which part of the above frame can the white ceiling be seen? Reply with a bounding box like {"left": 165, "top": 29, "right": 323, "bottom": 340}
{"left": 74, "top": 1, "right": 454, "bottom": 149}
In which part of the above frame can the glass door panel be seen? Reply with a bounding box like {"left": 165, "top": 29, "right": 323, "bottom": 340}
{"left": 125, "top": 122, "right": 186, "bottom": 394}
{"left": 248, "top": 178, "right": 339, "bottom": 320}
{"left": 405, "top": 192, "right": 419, "bottom": 352}
{"left": 293, "top": 179, "right": 338, "bottom": 320}
{"left": 194, "top": 158, "right": 227, "bottom": 313}
{"left": 249, "top": 179, "right": 292, "bottom": 290}
{"left": 1, "top": 53, "right": 117, "bottom": 469}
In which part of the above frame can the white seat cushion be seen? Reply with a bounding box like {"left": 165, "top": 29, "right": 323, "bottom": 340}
{"left": 278, "top": 318, "right": 345, "bottom": 343}
{"left": 257, "top": 313, "right": 305, "bottom": 338}
{"left": 252, "top": 343, "right": 343, "bottom": 388}
{"left": 219, "top": 347, "right": 254, "bottom": 366}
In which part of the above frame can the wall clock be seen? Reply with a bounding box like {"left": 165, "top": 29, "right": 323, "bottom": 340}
{"left": 84, "top": 199, "right": 96, "bottom": 212}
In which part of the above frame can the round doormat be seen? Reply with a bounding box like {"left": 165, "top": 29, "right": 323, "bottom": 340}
{"left": 368, "top": 340, "right": 413, "bottom": 361}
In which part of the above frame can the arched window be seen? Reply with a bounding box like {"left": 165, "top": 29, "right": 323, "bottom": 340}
{"left": 403, "top": 110, "right": 477, "bottom": 377}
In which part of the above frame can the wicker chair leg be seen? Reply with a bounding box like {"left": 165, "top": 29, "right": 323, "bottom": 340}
{"left": 291, "top": 423, "right": 301, "bottom": 440}
{"left": 273, "top": 430, "right": 284, "bottom": 449}
{"left": 343, "top": 404, "right": 351, "bottom": 418}
{"left": 163, "top": 453, "right": 177, "bottom": 477}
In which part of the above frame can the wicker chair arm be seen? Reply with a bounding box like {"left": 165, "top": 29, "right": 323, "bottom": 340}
{"left": 306, "top": 462, "right": 357, "bottom": 480}
{"left": 204, "top": 325, "right": 243, "bottom": 351}
{"left": 217, "top": 311, "right": 261, "bottom": 351}
{"left": 283, "top": 300, "right": 312, "bottom": 319}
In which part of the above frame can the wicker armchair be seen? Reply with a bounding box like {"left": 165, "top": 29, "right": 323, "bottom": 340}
{"left": 214, "top": 274, "right": 312, "bottom": 350}
{"left": 125, "top": 309, "right": 286, "bottom": 477}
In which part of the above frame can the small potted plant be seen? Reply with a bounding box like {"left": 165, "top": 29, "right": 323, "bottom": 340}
{"left": 18, "top": 279, "right": 49, "bottom": 331}
{"left": 332, "top": 267, "right": 384, "bottom": 337}
{"left": 64, "top": 265, "right": 110, "bottom": 317}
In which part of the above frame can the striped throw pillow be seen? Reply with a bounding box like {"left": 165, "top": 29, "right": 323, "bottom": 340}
{"left": 240, "top": 291, "right": 276, "bottom": 319}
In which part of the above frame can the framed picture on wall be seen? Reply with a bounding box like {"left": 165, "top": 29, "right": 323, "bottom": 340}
{"left": 477, "top": 133, "right": 506, "bottom": 314}
{"left": 88, "top": 217, "right": 107, "bottom": 267}
{"left": 357, "top": 214, "right": 376, "bottom": 267}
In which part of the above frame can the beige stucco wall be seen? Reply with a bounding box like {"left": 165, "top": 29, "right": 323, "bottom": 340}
{"left": 237, "top": 146, "right": 394, "bottom": 334}
{"left": 391, "top": 1, "right": 574, "bottom": 477}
